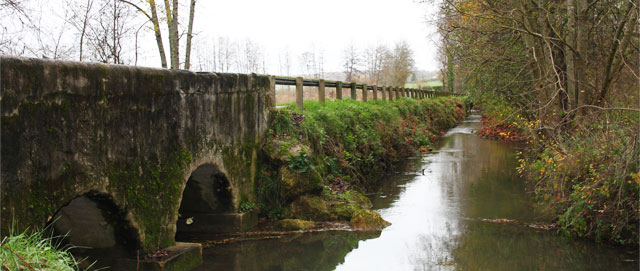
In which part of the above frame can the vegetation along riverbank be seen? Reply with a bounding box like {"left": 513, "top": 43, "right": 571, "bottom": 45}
{"left": 436, "top": 0, "right": 638, "bottom": 246}
{"left": 252, "top": 97, "right": 467, "bottom": 230}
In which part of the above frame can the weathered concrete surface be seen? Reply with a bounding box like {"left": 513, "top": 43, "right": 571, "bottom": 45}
{"left": 0, "top": 56, "right": 273, "bottom": 252}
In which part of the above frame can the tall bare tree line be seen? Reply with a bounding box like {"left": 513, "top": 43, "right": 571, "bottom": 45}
{"left": 1, "top": 0, "right": 197, "bottom": 69}
{"left": 436, "top": 0, "right": 639, "bottom": 129}
{"left": 342, "top": 41, "right": 415, "bottom": 87}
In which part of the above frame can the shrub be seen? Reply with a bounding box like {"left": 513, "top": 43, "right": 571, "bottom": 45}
{"left": 518, "top": 111, "right": 639, "bottom": 245}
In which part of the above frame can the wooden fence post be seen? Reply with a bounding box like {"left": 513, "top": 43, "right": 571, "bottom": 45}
{"left": 318, "top": 79, "right": 325, "bottom": 103}
{"left": 350, "top": 82, "right": 357, "bottom": 100}
{"left": 373, "top": 85, "right": 378, "bottom": 100}
{"left": 381, "top": 86, "right": 387, "bottom": 100}
{"left": 362, "top": 84, "right": 368, "bottom": 102}
{"left": 269, "top": 75, "right": 276, "bottom": 107}
{"left": 336, "top": 81, "right": 343, "bottom": 100}
{"left": 296, "top": 77, "right": 304, "bottom": 111}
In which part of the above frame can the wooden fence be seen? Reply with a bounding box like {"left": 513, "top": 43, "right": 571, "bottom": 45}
{"left": 272, "top": 76, "right": 463, "bottom": 110}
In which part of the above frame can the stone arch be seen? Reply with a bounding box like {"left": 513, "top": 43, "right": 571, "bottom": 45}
{"left": 47, "top": 191, "right": 140, "bottom": 268}
{"left": 176, "top": 161, "right": 257, "bottom": 236}
{"left": 178, "top": 163, "right": 234, "bottom": 215}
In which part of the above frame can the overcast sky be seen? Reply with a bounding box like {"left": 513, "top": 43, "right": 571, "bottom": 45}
{"left": 150, "top": 0, "right": 442, "bottom": 74}
{"left": 3, "top": 0, "right": 442, "bottom": 75}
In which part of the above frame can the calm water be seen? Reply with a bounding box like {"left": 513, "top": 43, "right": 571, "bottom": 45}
{"left": 192, "top": 115, "right": 638, "bottom": 271}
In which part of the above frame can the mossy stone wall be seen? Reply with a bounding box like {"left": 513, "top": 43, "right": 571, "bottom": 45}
{"left": 0, "top": 56, "right": 273, "bottom": 252}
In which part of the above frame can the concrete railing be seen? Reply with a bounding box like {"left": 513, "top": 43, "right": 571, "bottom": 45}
{"left": 272, "top": 76, "right": 463, "bottom": 110}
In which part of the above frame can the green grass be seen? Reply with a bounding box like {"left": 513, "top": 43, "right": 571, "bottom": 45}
{"left": 404, "top": 80, "right": 443, "bottom": 89}
{"left": 258, "top": 97, "right": 466, "bottom": 219}
{"left": 267, "top": 97, "right": 466, "bottom": 186}
{"left": 1, "top": 228, "right": 82, "bottom": 271}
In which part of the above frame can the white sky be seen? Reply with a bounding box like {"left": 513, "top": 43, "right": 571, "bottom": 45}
{"left": 160, "top": 0, "right": 441, "bottom": 74}
{"left": 3, "top": 0, "right": 442, "bottom": 75}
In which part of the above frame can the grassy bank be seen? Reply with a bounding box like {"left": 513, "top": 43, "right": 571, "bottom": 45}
{"left": 1, "top": 228, "right": 81, "bottom": 270}
{"left": 255, "top": 97, "right": 466, "bottom": 229}
{"left": 475, "top": 95, "right": 639, "bottom": 246}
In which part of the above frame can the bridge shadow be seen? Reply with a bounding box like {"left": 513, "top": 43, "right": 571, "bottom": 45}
{"left": 47, "top": 192, "right": 140, "bottom": 270}
{"left": 176, "top": 163, "right": 256, "bottom": 236}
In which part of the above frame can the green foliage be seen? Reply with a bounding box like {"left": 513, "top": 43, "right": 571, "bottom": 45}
{"left": 261, "top": 97, "right": 466, "bottom": 202}
{"left": 255, "top": 169, "right": 284, "bottom": 219}
{"left": 438, "top": 0, "right": 639, "bottom": 246}
{"left": 239, "top": 200, "right": 257, "bottom": 213}
{"left": 1, "top": 227, "right": 83, "bottom": 271}
{"left": 518, "top": 111, "right": 639, "bottom": 245}
{"left": 287, "top": 153, "right": 314, "bottom": 173}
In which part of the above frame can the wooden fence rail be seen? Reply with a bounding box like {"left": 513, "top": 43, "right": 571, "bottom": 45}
{"left": 272, "top": 76, "right": 463, "bottom": 111}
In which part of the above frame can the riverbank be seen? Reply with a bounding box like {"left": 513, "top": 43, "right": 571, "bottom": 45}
{"left": 475, "top": 100, "right": 639, "bottom": 246}
{"left": 254, "top": 97, "right": 467, "bottom": 229}
{"left": 194, "top": 112, "right": 637, "bottom": 271}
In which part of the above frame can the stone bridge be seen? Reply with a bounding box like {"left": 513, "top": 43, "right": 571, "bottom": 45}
{"left": 0, "top": 56, "right": 274, "bottom": 268}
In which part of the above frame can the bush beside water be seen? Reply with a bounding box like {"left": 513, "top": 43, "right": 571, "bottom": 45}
{"left": 476, "top": 94, "right": 639, "bottom": 246}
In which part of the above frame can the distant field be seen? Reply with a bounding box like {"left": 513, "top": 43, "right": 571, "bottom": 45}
{"left": 405, "top": 80, "right": 443, "bottom": 90}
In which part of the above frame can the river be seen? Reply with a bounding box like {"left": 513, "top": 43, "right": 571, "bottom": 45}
{"left": 190, "top": 114, "right": 638, "bottom": 271}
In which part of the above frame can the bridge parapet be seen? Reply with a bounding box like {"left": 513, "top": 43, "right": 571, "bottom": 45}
{"left": 0, "top": 56, "right": 272, "bottom": 252}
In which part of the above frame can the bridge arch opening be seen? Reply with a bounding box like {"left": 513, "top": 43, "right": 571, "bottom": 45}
{"left": 179, "top": 164, "right": 233, "bottom": 214}
{"left": 177, "top": 163, "right": 234, "bottom": 234}
{"left": 47, "top": 192, "right": 140, "bottom": 268}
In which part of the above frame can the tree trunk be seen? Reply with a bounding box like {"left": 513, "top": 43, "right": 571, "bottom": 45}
{"left": 112, "top": 0, "right": 117, "bottom": 64}
{"left": 184, "top": 0, "right": 196, "bottom": 70}
{"left": 565, "top": 0, "right": 585, "bottom": 115}
{"left": 164, "top": 0, "right": 179, "bottom": 69}
{"left": 78, "top": 0, "right": 93, "bottom": 61}
{"left": 597, "top": 0, "right": 636, "bottom": 105}
{"left": 148, "top": 0, "right": 167, "bottom": 68}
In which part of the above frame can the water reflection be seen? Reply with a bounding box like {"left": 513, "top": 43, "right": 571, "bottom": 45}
{"left": 335, "top": 116, "right": 637, "bottom": 271}
{"left": 194, "top": 231, "right": 380, "bottom": 271}
{"left": 194, "top": 116, "right": 637, "bottom": 271}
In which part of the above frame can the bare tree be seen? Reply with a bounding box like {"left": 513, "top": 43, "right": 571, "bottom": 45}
{"left": 85, "top": 0, "right": 134, "bottom": 64}
{"left": 120, "top": 0, "right": 197, "bottom": 69}
{"left": 163, "top": 0, "right": 179, "bottom": 68}
{"left": 364, "top": 44, "right": 388, "bottom": 85}
{"left": 235, "top": 39, "right": 263, "bottom": 73}
{"left": 278, "top": 47, "right": 291, "bottom": 76}
{"left": 119, "top": 0, "right": 167, "bottom": 67}
{"left": 183, "top": 0, "right": 195, "bottom": 70}
{"left": 299, "top": 50, "right": 317, "bottom": 78}
{"left": 212, "top": 36, "right": 234, "bottom": 72}
{"left": 342, "top": 44, "right": 360, "bottom": 82}
{"left": 381, "top": 41, "right": 414, "bottom": 86}
{"left": 67, "top": 0, "right": 95, "bottom": 61}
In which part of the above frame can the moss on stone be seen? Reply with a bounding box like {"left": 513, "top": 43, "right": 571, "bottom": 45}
{"left": 349, "top": 209, "right": 390, "bottom": 230}
{"left": 105, "top": 148, "right": 193, "bottom": 251}
{"left": 334, "top": 191, "right": 373, "bottom": 209}
{"left": 285, "top": 195, "right": 334, "bottom": 221}
{"left": 277, "top": 219, "right": 315, "bottom": 231}
{"left": 279, "top": 167, "right": 323, "bottom": 201}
